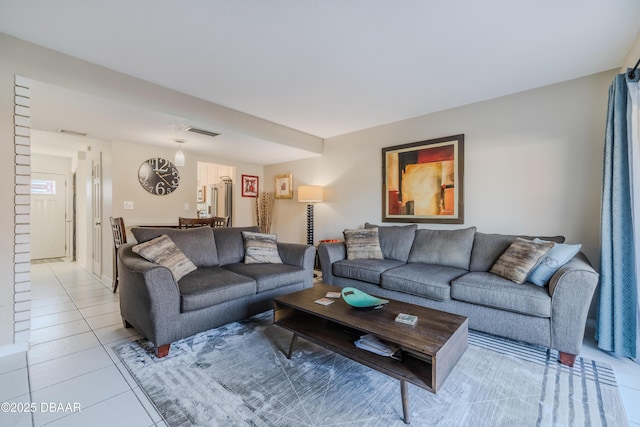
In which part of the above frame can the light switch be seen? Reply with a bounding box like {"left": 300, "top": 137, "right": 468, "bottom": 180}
{"left": 124, "top": 201, "right": 134, "bottom": 210}
{"left": 184, "top": 203, "right": 190, "bottom": 211}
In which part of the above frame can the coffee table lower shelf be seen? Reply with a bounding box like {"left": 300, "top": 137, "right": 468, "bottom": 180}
{"left": 275, "top": 307, "right": 442, "bottom": 424}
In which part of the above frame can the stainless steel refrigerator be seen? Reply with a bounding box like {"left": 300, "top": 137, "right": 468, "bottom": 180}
{"left": 211, "top": 177, "right": 232, "bottom": 225}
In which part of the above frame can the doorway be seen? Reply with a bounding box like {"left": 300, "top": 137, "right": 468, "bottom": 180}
{"left": 30, "top": 172, "right": 67, "bottom": 260}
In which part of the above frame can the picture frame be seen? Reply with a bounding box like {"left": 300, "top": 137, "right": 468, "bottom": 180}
{"left": 382, "top": 134, "right": 464, "bottom": 224}
{"left": 241, "top": 174, "right": 259, "bottom": 197}
{"left": 274, "top": 173, "right": 293, "bottom": 199}
{"left": 197, "top": 186, "right": 206, "bottom": 203}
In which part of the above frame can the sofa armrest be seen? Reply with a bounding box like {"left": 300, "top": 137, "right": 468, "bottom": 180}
{"left": 318, "top": 242, "right": 347, "bottom": 284}
{"left": 278, "top": 243, "right": 315, "bottom": 272}
{"left": 117, "top": 244, "right": 181, "bottom": 344}
{"left": 547, "top": 252, "right": 599, "bottom": 355}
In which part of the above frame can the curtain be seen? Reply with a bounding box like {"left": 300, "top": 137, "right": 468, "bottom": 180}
{"left": 597, "top": 71, "right": 640, "bottom": 360}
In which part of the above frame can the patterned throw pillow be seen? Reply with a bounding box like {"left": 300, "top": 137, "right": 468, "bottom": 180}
{"left": 490, "top": 237, "right": 553, "bottom": 284}
{"left": 132, "top": 235, "right": 197, "bottom": 281}
{"left": 527, "top": 239, "right": 582, "bottom": 286}
{"left": 343, "top": 227, "right": 384, "bottom": 260}
{"left": 242, "top": 231, "right": 283, "bottom": 264}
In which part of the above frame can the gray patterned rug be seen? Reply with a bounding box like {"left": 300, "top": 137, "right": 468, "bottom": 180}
{"left": 113, "top": 312, "right": 628, "bottom": 426}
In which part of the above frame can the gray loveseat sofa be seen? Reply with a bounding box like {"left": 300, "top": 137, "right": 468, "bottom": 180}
{"left": 318, "top": 223, "right": 598, "bottom": 367}
{"left": 118, "top": 226, "right": 315, "bottom": 357}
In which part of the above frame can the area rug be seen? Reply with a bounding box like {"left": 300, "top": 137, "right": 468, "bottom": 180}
{"left": 113, "top": 312, "right": 629, "bottom": 426}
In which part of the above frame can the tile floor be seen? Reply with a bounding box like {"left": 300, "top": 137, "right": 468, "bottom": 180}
{"left": 1, "top": 260, "right": 639, "bottom": 426}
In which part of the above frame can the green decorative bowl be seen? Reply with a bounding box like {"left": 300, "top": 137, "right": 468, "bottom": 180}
{"left": 341, "top": 287, "right": 389, "bottom": 310}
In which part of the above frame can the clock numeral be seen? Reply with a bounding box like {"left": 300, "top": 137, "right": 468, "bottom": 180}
{"left": 155, "top": 182, "right": 167, "bottom": 195}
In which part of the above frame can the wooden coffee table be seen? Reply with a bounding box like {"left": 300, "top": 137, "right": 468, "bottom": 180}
{"left": 273, "top": 283, "right": 468, "bottom": 424}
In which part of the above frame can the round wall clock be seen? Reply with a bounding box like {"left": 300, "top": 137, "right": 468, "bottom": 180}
{"left": 138, "top": 158, "right": 180, "bottom": 196}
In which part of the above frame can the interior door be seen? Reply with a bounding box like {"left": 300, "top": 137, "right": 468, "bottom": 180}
{"left": 31, "top": 172, "right": 67, "bottom": 259}
{"left": 92, "top": 153, "right": 102, "bottom": 276}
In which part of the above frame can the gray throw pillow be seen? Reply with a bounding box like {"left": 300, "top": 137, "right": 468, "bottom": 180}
{"left": 242, "top": 231, "right": 283, "bottom": 264}
{"left": 407, "top": 227, "right": 476, "bottom": 270}
{"left": 490, "top": 237, "right": 554, "bottom": 284}
{"left": 364, "top": 223, "right": 417, "bottom": 262}
{"left": 343, "top": 228, "right": 384, "bottom": 260}
{"left": 132, "top": 235, "right": 197, "bottom": 281}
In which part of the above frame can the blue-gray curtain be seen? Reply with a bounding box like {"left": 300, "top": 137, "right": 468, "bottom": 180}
{"left": 596, "top": 72, "right": 639, "bottom": 360}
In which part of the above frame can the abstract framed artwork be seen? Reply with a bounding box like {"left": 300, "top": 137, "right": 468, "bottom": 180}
{"left": 382, "top": 134, "right": 464, "bottom": 223}
{"left": 241, "top": 174, "right": 259, "bottom": 197}
{"left": 274, "top": 173, "right": 293, "bottom": 199}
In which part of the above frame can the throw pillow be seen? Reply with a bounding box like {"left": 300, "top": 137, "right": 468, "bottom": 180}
{"left": 132, "top": 235, "right": 197, "bottom": 281}
{"left": 527, "top": 239, "right": 582, "bottom": 286}
{"left": 364, "top": 223, "right": 417, "bottom": 262}
{"left": 242, "top": 231, "right": 283, "bottom": 264}
{"left": 407, "top": 227, "right": 476, "bottom": 270}
{"left": 489, "top": 237, "right": 553, "bottom": 284}
{"left": 343, "top": 228, "right": 384, "bottom": 260}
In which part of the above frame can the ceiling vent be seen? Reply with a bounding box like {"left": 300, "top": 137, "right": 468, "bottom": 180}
{"left": 185, "top": 126, "right": 219, "bottom": 138}
{"left": 57, "top": 128, "right": 87, "bottom": 137}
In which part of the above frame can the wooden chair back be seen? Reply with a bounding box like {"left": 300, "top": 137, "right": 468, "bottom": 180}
{"left": 110, "top": 217, "right": 127, "bottom": 247}
{"left": 212, "top": 216, "right": 230, "bottom": 228}
{"left": 109, "top": 217, "right": 127, "bottom": 293}
{"left": 178, "top": 217, "right": 215, "bottom": 229}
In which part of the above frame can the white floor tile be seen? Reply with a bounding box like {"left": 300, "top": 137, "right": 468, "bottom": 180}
{"left": 29, "top": 319, "right": 91, "bottom": 345}
{"left": 132, "top": 386, "right": 163, "bottom": 423}
{"left": 72, "top": 293, "right": 119, "bottom": 309}
{"left": 93, "top": 323, "right": 140, "bottom": 346}
{"left": 31, "top": 310, "right": 84, "bottom": 330}
{"left": 30, "top": 294, "right": 72, "bottom": 309}
{"left": 0, "top": 368, "right": 29, "bottom": 401}
{"left": 65, "top": 285, "right": 112, "bottom": 299}
{"left": 0, "top": 393, "right": 34, "bottom": 427}
{"left": 30, "top": 301, "right": 77, "bottom": 318}
{"left": 28, "top": 331, "right": 101, "bottom": 366}
{"left": 79, "top": 301, "right": 120, "bottom": 318}
{"left": 29, "top": 346, "right": 113, "bottom": 391}
{"left": 42, "top": 391, "right": 154, "bottom": 427}
{"left": 31, "top": 365, "right": 131, "bottom": 426}
{"left": 85, "top": 311, "right": 122, "bottom": 330}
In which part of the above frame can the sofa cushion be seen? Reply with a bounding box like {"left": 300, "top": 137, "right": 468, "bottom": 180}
{"left": 381, "top": 263, "right": 468, "bottom": 302}
{"left": 407, "top": 227, "right": 476, "bottom": 270}
{"left": 527, "top": 239, "right": 582, "bottom": 286}
{"left": 451, "top": 272, "right": 551, "bottom": 317}
{"left": 365, "top": 223, "right": 417, "bottom": 262}
{"left": 242, "top": 231, "right": 283, "bottom": 264}
{"left": 490, "top": 238, "right": 553, "bottom": 284}
{"left": 132, "top": 235, "right": 197, "bottom": 281}
{"left": 333, "top": 258, "right": 405, "bottom": 285}
{"left": 213, "top": 226, "right": 261, "bottom": 266}
{"left": 343, "top": 228, "right": 384, "bottom": 260}
{"left": 223, "top": 263, "right": 306, "bottom": 293}
{"left": 131, "top": 226, "right": 219, "bottom": 267}
{"left": 469, "top": 233, "right": 565, "bottom": 272}
{"left": 178, "top": 267, "right": 257, "bottom": 312}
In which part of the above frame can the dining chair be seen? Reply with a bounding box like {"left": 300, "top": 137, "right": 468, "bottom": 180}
{"left": 110, "top": 217, "right": 127, "bottom": 293}
{"left": 212, "top": 216, "right": 230, "bottom": 228}
{"left": 178, "top": 217, "right": 216, "bottom": 228}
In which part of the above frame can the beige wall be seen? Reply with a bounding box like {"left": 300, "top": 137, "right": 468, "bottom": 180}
{"left": 266, "top": 70, "right": 617, "bottom": 269}
{"left": 110, "top": 139, "right": 262, "bottom": 238}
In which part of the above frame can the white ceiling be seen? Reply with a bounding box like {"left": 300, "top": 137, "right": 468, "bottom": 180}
{"left": 1, "top": 1, "right": 640, "bottom": 163}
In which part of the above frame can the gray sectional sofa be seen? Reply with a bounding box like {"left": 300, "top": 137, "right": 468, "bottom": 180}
{"left": 318, "top": 223, "right": 599, "bottom": 366}
{"left": 117, "top": 226, "right": 315, "bottom": 357}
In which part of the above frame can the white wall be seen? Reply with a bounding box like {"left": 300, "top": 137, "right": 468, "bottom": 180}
{"left": 266, "top": 70, "right": 617, "bottom": 268}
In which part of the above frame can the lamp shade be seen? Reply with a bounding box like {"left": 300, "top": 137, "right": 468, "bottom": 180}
{"left": 298, "top": 185, "right": 323, "bottom": 203}
{"left": 174, "top": 149, "right": 185, "bottom": 167}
